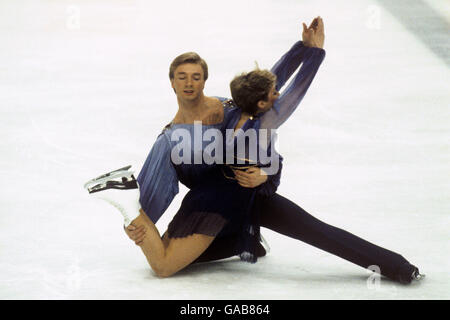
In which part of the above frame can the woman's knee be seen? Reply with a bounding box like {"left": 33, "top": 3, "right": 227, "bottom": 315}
{"left": 151, "top": 262, "right": 176, "bottom": 278}
{"left": 155, "top": 269, "right": 175, "bottom": 278}
{"left": 152, "top": 234, "right": 215, "bottom": 277}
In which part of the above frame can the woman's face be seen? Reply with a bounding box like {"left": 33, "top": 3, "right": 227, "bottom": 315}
{"left": 257, "top": 84, "right": 280, "bottom": 113}
{"left": 267, "top": 85, "right": 280, "bottom": 106}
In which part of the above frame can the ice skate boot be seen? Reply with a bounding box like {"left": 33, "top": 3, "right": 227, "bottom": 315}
{"left": 84, "top": 165, "right": 141, "bottom": 227}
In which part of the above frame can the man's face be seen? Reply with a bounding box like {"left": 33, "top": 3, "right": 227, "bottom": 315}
{"left": 171, "top": 63, "right": 206, "bottom": 101}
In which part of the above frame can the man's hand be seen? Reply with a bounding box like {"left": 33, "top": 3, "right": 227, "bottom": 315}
{"left": 233, "top": 167, "right": 268, "bottom": 188}
{"left": 302, "top": 16, "right": 325, "bottom": 49}
{"left": 124, "top": 224, "right": 147, "bottom": 246}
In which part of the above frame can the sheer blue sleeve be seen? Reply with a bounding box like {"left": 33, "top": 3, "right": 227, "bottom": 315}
{"left": 137, "top": 132, "right": 179, "bottom": 224}
{"left": 254, "top": 41, "right": 325, "bottom": 196}
{"left": 271, "top": 41, "right": 309, "bottom": 90}
{"left": 260, "top": 41, "right": 326, "bottom": 130}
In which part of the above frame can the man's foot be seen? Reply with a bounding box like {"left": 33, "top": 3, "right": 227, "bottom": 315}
{"left": 411, "top": 268, "right": 426, "bottom": 282}
{"left": 397, "top": 263, "right": 425, "bottom": 284}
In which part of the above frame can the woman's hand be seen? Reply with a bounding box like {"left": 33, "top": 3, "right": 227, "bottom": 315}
{"left": 302, "top": 16, "right": 325, "bottom": 49}
{"left": 124, "top": 224, "right": 147, "bottom": 246}
{"left": 233, "top": 167, "right": 268, "bottom": 188}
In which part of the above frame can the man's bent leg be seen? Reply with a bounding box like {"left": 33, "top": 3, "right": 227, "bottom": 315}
{"left": 191, "top": 234, "right": 267, "bottom": 264}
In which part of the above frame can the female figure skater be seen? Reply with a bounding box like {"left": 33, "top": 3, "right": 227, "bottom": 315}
{"left": 86, "top": 17, "right": 423, "bottom": 283}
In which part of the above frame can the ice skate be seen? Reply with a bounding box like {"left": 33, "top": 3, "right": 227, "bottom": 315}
{"left": 260, "top": 233, "right": 271, "bottom": 254}
{"left": 84, "top": 165, "right": 136, "bottom": 193}
{"left": 411, "top": 268, "right": 425, "bottom": 282}
{"left": 397, "top": 263, "right": 425, "bottom": 284}
{"left": 84, "top": 165, "right": 141, "bottom": 227}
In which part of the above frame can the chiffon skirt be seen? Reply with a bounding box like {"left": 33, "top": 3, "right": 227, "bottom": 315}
{"left": 167, "top": 165, "right": 263, "bottom": 263}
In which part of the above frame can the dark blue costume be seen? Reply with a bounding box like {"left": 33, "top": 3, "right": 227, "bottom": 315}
{"left": 138, "top": 40, "right": 325, "bottom": 262}
{"left": 137, "top": 41, "right": 418, "bottom": 282}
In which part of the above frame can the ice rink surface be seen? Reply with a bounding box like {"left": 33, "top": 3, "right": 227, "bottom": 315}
{"left": 0, "top": 0, "right": 449, "bottom": 299}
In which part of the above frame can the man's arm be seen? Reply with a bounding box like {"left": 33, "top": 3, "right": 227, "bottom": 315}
{"left": 233, "top": 155, "right": 283, "bottom": 196}
{"left": 137, "top": 132, "right": 179, "bottom": 223}
{"left": 125, "top": 132, "right": 179, "bottom": 245}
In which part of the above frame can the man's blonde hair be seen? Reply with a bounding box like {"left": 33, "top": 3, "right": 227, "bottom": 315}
{"left": 169, "top": 52, "right": 208, "bottom": 80}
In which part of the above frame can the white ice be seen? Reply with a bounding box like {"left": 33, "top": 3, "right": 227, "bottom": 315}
{"left": 0, "top": 0, "right": 449, "bottom": 300}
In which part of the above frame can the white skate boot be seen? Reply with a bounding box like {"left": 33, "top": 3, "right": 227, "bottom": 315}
{"left": 84, "top": 165, "right": 141, "bottom": 227}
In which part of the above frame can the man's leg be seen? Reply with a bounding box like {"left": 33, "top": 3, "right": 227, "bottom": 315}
{"left": 191, "top": 234, "right": 267, "bottom": 264}
{"left": 258, "top": 193, "right": 416, "bottom": 282}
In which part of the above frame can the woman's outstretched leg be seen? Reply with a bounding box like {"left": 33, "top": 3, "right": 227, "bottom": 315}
{"left": 258, "top": 193, "right": 419, "bottom": 283}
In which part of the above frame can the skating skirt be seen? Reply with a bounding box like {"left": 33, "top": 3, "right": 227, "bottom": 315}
{"left": 167, "top": 165, "right": 262, "bottom": 263}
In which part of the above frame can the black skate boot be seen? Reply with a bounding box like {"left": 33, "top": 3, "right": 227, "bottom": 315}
{"left": 397, "top": 263, "right": 425, "bottom": 284}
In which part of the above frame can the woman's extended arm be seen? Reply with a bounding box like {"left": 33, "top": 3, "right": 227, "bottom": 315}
{"left": 236, "top": 18, "right": 325, "bottom": 194}
{"left": 260, "top": 17, "right": 326, "bottom": 130}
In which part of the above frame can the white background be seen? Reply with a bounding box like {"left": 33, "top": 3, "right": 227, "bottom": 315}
{"left": 1, "top": 0, "right": 449, "bottom": 299}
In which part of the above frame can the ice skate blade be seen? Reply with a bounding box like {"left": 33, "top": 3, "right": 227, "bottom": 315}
{"left": 83, "top": 165, "right": 132, "bottom": 187}
{"left": 83, "top": 165, "right": 134, "bottom": 189}
{"left": 84, "top": 170, "right": 135, "bottom": 190}
{"left": 87, "top": 176, "right": 138, "bottom": 194}
{"left": 413, "top": 273, "right": 426, "bottom": 282}
{"left": 260, "top": 234, "right": 271, "bottom": 254}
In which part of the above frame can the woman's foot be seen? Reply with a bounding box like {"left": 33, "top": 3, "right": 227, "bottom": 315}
{"left": 84, "top": 165, "right": 141, "bottom": 226}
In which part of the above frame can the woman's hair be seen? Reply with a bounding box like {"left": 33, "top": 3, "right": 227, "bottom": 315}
{"left": 230, "top": 69, "right": 276, "bottom": 115}
{"left": 169, "top": 52, "right": 209, "bottom": 80}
